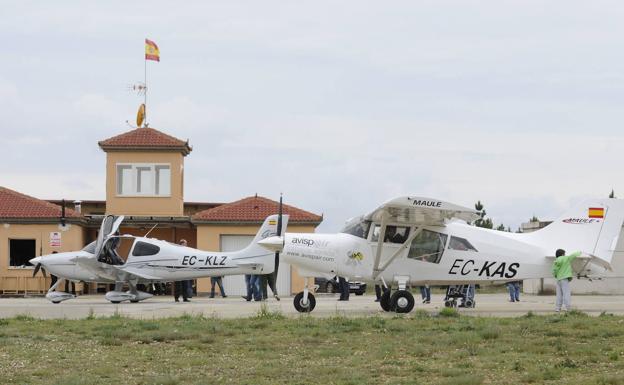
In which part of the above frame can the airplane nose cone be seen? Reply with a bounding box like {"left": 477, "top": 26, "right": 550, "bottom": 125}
{"left": 258, "top": 236, "right": 284, "bottom": 252}
{"left": 29, "top": 256, "right": 42, "bottom": 266}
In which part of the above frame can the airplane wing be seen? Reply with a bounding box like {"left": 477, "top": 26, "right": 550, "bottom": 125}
{"left": 363, "top": 196, "right": 478, "bottom": 226}
{"left": 115, "top": 266, "right": 162, "bottom": 280}
{"left": 367, "top": 197, "right": 478, "bottom": 279}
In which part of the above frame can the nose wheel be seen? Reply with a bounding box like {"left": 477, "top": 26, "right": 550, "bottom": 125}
{"left": 294, "top": 291, "right": 316, "bottom": 313}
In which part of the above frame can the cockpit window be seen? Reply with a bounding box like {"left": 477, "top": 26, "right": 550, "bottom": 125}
{"left": 341, "top": 219, "right": 371, "bottom": 239}
{"left": 82, "top": 241, "right": 97, "bottom": 254}
{"left": 449, "top": 236, "right": 478, "bottom": 252}
{"left": 371, "top": 225, "right": 411, "bottom": 244}
{"left": 132, "top": 241, "right": 160, "bottom": 257}
{"left": 407, "top": 230, "right": 448, "bottom": 263}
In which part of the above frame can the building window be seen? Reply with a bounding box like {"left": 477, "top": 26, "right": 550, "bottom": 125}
{"left": 116, "top": 163, "right": 171, "bottom": 197}
{"left": 10, "top": 239, "right": 36, "bottom": 267}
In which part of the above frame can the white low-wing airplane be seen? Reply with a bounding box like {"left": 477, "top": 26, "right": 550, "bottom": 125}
{"left": 30, "top": 213, "right": 288, "bottom": 303}
{"left": 259, "top": 196, "right": 624, "bottom": 313}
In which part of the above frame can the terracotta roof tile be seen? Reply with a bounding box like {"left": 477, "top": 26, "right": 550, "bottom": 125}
{"left": 0, "top": 187, "right": 80, "bottom": 219}
{"left": 98, "top": 127, "right": 192, "bottom": 155}
{"left": 192, "top": 196, "right": 322, "bottom": 224}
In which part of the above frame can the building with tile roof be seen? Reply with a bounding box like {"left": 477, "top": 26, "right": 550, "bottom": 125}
{"left": 1, "top": 126, "right": 321, "bottom": 296}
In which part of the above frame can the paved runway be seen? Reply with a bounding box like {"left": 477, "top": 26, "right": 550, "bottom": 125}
{"left": 1, "top": 293, "right": 623, "bottom": 319}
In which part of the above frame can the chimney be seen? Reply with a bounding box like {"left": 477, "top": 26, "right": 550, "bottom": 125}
{"left": 73, "top": 200, "right": 82, "bottom": 214}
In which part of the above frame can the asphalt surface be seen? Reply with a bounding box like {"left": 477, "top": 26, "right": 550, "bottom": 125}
{"left": 1, "top": 292, "right": 623, "bottom": 319}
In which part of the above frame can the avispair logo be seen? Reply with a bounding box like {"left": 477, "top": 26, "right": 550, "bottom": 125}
{"left": 411, "top": 199, "right": 442, "bottom": 208}
{"left": 348, "top": 251, "right": 364, "bottom": 261}
{"left": 291, "top": 237, "right": 315, "bottom": 247}
{"left": 562, "top": 218, "right": 599, "bottom": 224}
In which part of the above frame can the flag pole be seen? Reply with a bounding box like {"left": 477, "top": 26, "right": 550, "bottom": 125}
{"left": 144, "top": 47, "right": 147, "bottom": 128}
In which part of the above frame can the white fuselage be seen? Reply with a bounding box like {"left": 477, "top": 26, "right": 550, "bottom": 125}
{"left": 34, "top": 236, "right": 274, "bottom": 284}
{"left": 281, "top": 221, "right": 557, "bottom": 286}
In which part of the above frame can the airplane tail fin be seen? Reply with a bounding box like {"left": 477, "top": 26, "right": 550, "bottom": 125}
{"left": 231, "top": 214, "right": 289, "bottom": 273}
{"left": 522, "top": 198, "right": 624, "bottom": 268}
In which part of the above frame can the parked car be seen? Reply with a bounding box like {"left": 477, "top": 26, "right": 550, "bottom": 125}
{"left": 315, "top": 276, "right": 367, "bottom": 295}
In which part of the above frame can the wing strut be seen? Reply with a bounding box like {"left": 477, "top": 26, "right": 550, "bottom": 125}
{"left": 371, "top": 212, "right": 388, "bottom": 278}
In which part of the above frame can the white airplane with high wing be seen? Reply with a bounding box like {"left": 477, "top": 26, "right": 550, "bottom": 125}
{"left": 259, "top": 196, "right": 624, "bottom": 313}
{"left": 30, "top": 213, "right": 288, "bottom": 303}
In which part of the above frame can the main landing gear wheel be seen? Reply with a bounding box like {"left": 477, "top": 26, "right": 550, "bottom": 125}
{"left": 294, "top": 292, "right": 316, "bottom": 313}
{"left": 391, "top": 290, "right": 415, "bottom": 313}
{"left": 380, "top": 290, "right": 392, "bottom": 312}
{"left": 464, "top": 299, "right": 475, "bottom": 308}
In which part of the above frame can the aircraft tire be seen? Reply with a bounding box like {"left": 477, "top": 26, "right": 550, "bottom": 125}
{"left": 464, "top": 299, "right": 474, "bottom": 308}
{"left": 110, "top": 301, "right": 121, "bottom": 304}
{"left": 130, "top": 300, "right": 140, "bottom": 303}
{"left": 52, "top": 301, "right": 61, "bottom": 304}
{"left": 391, "top": 290, "right": 415, "bottom": 313}
{"left": 444, "top": 300, "right": 454, "bottom": 308}
{"left": 294, "top": 292, "right": 316, "bottom": 313}
{"left": 380, "top": 290, "right": 392, "bottom": 312}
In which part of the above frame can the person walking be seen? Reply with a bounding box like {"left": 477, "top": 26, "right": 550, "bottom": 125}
{"left": 553, "top": 249, "right": 581, "bottom": 312}
{"left": 506, "top": 281, "right": 521, "bottom": 302}
{"left": 210, "top": 276, "right": 227, "bottom": 298}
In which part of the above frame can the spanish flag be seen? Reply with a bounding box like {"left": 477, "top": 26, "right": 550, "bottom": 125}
{"left": 589, "top": 207, "right": 604, "bottom": 219}
{"left": 145, "top": 39, "right": 160, "bottom": 62}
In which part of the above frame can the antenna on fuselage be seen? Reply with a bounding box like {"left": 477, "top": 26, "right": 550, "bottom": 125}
{"left": 144, "top": 223, "right": 158, "bottom": 237}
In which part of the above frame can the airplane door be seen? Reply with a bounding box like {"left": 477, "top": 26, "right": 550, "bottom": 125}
{"left": 94, "top": 215, "right": 125, "bottom": 261}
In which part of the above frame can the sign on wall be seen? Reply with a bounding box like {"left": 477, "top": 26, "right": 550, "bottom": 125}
{"left": 50, "top": 232, "right": 61, "bottom": 247}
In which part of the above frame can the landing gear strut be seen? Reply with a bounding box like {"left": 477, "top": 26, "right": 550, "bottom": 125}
{"left": 294, "top": 279, "right": 316, "bottom": 313}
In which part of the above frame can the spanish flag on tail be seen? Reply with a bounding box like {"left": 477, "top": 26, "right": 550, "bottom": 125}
{"left": 589, "top": 207, "right": 605, "bottom": 219}
{"left": 145, "top": 39, "right": 160, "bottom": 62}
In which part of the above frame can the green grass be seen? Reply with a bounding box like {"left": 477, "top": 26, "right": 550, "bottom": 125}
{"left": 1, "top": 312, "right": 623, "bottom": 384}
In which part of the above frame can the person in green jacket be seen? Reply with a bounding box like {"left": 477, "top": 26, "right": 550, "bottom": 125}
{"left": 552, "top": 249, "right": 581, "bottom": 312}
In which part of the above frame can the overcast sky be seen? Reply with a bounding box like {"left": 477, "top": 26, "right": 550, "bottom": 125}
{"left": 2, "top": 1, "right": 624, "bottom": 232}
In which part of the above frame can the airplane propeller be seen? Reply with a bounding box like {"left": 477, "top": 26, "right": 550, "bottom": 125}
{"left": 32, "top": 263, "right": 47, "bottom": 278}
{"left": 274, "top": 194, "right": 283, "bottom": 280}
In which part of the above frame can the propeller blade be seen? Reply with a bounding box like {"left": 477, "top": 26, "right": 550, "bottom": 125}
{"left": 32, "top": 263, "right": 40, "bottom": 277}
{"left": 32, "top": 263, "right": 47, "bottom": 278}
{"left": 274, "top": 194, "right": 284, "bottom": 275}
{"left": 277, "top": 194, "right": 283, "bottom": 236}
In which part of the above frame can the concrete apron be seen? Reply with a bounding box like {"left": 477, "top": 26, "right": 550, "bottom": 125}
{"left": 1, "top": 293, "right": 623, "bottom": 320}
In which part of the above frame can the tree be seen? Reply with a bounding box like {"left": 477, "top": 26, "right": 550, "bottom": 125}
{"left": 496, "top": 223, "right": 506, "bottom": 231}
{"left": 474, "top": 200, "right": 494, "bottom": 229}
{"left": 609, "top": 189, "right": 616, "bottom": 199}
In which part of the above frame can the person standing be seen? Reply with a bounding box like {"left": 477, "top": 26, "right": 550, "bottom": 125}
{"left": 175, "top": 239, "right": 191, "bottom": 302}
{"left": 420, "top": 285, "right": 431, "bottom": 304}
{"left": 210, "top": 276, "right": 227, "bottom": 298}
{"left": 338, "top": 276, "right": 350, "bottom": 301}
{"left": 506, "top": 281, "right": 521, "bottom": 302}
{"left": 553, "top": 249, "right": 581, "bottom": 312}
{"left": 174, "top": 280, "right": 189, "bottom": 302}
{"left": 242, "top": 274, "right": 253, "bottom": 301}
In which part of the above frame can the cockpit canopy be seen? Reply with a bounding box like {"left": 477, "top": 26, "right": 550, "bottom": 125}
{"left": 340, "top": 217, "right": 371, "bottom": 239}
